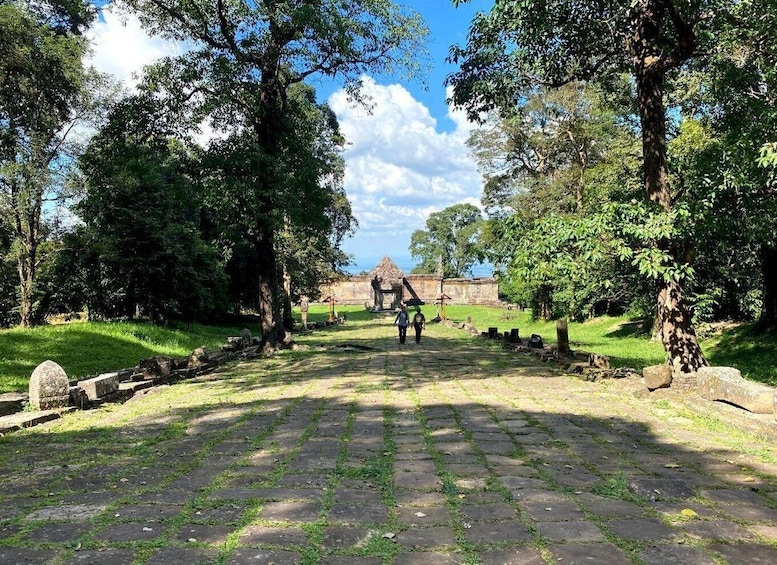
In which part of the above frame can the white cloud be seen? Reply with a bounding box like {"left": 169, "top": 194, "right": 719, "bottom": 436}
{"left": 329, "top": 76, "right": 484, "bottom": 252}
{"left": 86, "top": 5, "right": 181, "bottom": 89}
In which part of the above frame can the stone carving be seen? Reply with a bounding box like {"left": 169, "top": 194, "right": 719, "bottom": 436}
{"left": 29, "top": 360, "right": 70, "bottom": 410}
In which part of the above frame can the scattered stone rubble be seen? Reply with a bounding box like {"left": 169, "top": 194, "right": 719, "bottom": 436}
{"left": 0, "top": 328, "right": 266, "bottom": 435}
{"left": 472, "top": 317, "right": 777, "bottom": 423}
{"left": 472, "top": 319, "right": 638, "bottom": 381}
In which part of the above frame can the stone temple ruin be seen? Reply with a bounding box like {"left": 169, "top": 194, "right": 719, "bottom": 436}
{"left": 323, "top": 256, "right": 500, "bottom": 310}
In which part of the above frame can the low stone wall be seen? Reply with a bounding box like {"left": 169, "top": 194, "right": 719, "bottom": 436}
{"left": 323, "top": 274, "right": 500, "bottom": 306}
{"left": 0, "top": 321, "right": 346, "bottom": 435}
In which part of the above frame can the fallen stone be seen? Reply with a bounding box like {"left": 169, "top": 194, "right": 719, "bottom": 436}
{"left": 189, "top": 347, "right": 209, "bottom": 367}
{"left": 567, "top": 362, "right": 589, "bottom": 374}
{"left": 0, "top": 408, "right": 73, "bottom": 435}
{"left": 0, "top": 392, "right": 27, "bottom": 416}
{"left": 68, "top": 386, "right": 89, "bottom": 409}
{"left": 139, "top": 356, "right": 173, "bottom": 379}
{"left": 589, "top": 353, "right": 611, "bottom": 369}
{"left": 241, "top": 328, "right": 252, "bottom": 348}
{"left": 697, "top": 366, "right": 773, "bottom": 414}
{"left": 119, "top": 380, "right": 155, "bottom": 394}
{"left": 29, "top": 360, "right": 70, "bottom": 410}
{"left": 643, "top": 365, "right": 673, "bottom": 390}
{"left": 77, "top": 373, "right": 119, "bottom": 400}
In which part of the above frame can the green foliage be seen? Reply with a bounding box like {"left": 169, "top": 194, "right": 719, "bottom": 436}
{"left": 409, "top": 203, "right": 484, "bottom": 277}
{"left": 123, "top": 0, "right": 428, "bottom": 342}
{"left": 70, "top": 94, "right": 229, "bottom": 321}
{"left": 0, "top": 0, "right": 94, "bottom": 326}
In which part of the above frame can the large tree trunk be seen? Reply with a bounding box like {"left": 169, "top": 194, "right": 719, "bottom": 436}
{"left": 255, "top": 227, "right": 282, "bottom": 350}
{"left": 633, "top": 0, "right": 708, "bottom": 371}
{"left": 13, "top": 183, "right": 40, "bottom": 328}
{"left": 757, "top": 245, "right": 777, "bottom": 330}
{"left": 657, "top": 279, "right": 707, "bottom": 373}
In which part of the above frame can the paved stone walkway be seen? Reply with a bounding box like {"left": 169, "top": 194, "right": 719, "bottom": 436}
{"left": 2, "top": 318, "right": 777, "bottom": 564}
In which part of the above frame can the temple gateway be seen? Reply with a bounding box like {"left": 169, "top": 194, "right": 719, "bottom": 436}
{"left": 321, "top": 257, "right": 500, "bottom": 310}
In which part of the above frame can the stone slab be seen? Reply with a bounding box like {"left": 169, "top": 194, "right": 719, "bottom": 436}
{"left": 709, "top": 542, "right": 777, "bottom": 564}
{"left": 26, "top": 504, "right": 107, "bottom": 522}
{"left": 548, "top": 543, "right": 632, "bottom": 565}
{"left": 226, "top": 549, "right": 300, "bottom": 564}
{"left": 697, "top": 366, "right": 774, "bottom": 414}
{"left": 77, "top": 373, "right": 119, "bottom": 400}
{"left": 479, "top": 548, "right": 545, "bottom": 565}
{"left": 535, "top": 520, "right": 607, "bottom": 542}
{"left": 146, "top": 547, "right": 218, "bottom": 565}
{"left": 63, "top": 548, "right": 135, "bottom": 564}
{"left": 627, "top": 477, "right": 694, "bottom": 501}
{"left": 0, "top": 408, "right": 70, "bottom": 434}
{"left": 462, "top": 521, "right": 531, "bottom": 544}
{"left": 0, "top": 392, "right": 27, "bottom": 416}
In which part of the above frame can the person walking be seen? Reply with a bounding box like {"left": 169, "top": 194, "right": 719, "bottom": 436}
{"left": 394, "top": 304, "right": 410, "bottom": 344}
{"left": 412, "top": 307, "right": 426, "bottom": 343}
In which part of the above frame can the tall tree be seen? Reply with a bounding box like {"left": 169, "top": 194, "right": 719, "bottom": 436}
{"left": 121, "top": 0, "right": 427, "bottom": 348}
{"left": 0, "top": 0, "right": 93, "bottom": 326}
{"left": 73, "top": 94, "right": 228, "bottom": 321}
{"left": 409, "top": 203, "right": 484, "bottom": 278}
{"left": 448, "top": 0, "right": 744, "bottom": 372}
{"left": 205, "top": 83, "right": 355, "bottom": 325}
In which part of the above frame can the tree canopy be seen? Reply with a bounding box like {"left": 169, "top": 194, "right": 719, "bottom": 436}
{"left": 447, "top": 0, "right": 772, "bottom": 372}
{"left": 410, "top": 203, "right": 484, "bottom": 278}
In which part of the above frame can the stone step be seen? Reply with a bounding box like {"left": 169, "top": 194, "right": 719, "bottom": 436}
{"left": 0, "top": 408, "right": 74, "bottom": 435}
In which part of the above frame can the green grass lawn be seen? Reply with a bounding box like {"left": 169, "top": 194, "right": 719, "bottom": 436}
{"left": 2, "top": 304, "right": 775, "bottom": 394}
{"left": 0, "top": 320, "right": 245, "bottom": 394}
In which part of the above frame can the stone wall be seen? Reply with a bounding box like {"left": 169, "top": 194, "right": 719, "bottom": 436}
{"left": 322, "top": 274, "right": 500, "bottom": 306}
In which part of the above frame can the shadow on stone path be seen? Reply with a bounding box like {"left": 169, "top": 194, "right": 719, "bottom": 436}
{"left": 1, "top": 316, "right": 777, "bottom": 564}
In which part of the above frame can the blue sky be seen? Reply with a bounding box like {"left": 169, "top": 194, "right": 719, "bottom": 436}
{"left": 87, "top": 1, "right": 495, "bottom": 276}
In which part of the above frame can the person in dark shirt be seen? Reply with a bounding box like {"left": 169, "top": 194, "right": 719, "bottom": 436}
{"left": 412, "top": 307, "right": 426, "bottom": 344}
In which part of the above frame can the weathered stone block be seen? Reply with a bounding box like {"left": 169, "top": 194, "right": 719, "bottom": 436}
{"left": 69, "top": 386, "right": 89, "bottom": 409}
{"left": 29, "top": 360, "right": 70, "bottom": 410}
{"left": 697, "top": 366, "right": 773, "bottom": 414}
{"left": 189, "top": 347, "right": 209, "bottom": 367}
{"left": 589, "top": 353, "right": 611, "bottom": 369}
{"left": 643, "top": 365, "right": 673, "bottom": 390}
{"left": 77, "top": 373, "right": 119, "bottom": 400}
{"left": 0, "top": 392, "right": 27, "bottom": 416}
{"left": 240, "top": 328, "right": 252, "bottom": 348}
{"left": 139, "top": 356, "right": 173, "bottom": 379}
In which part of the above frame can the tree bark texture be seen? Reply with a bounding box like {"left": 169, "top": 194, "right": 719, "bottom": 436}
{"left": 757, "top": 245, "right": 777, "bottom": 329}
{"left": 12, "top": 180, "right": 41, "bottom": 328}
{"left": 631, "top": 0, "right": 708, "bottom": 371}
{"left": 657, "top": 278, "right": 708, "bottom": 373}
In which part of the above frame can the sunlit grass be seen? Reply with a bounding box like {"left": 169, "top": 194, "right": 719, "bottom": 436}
{"left": 0, "top": 320, "right": 245, "bottom": 393}
{"left": 2, "top": 302, "right": 775, "bottom": 394}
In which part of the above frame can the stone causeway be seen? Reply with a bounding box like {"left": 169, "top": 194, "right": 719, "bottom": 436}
{"left": 1, "top": 317, "right": 777, "bottom": 564}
